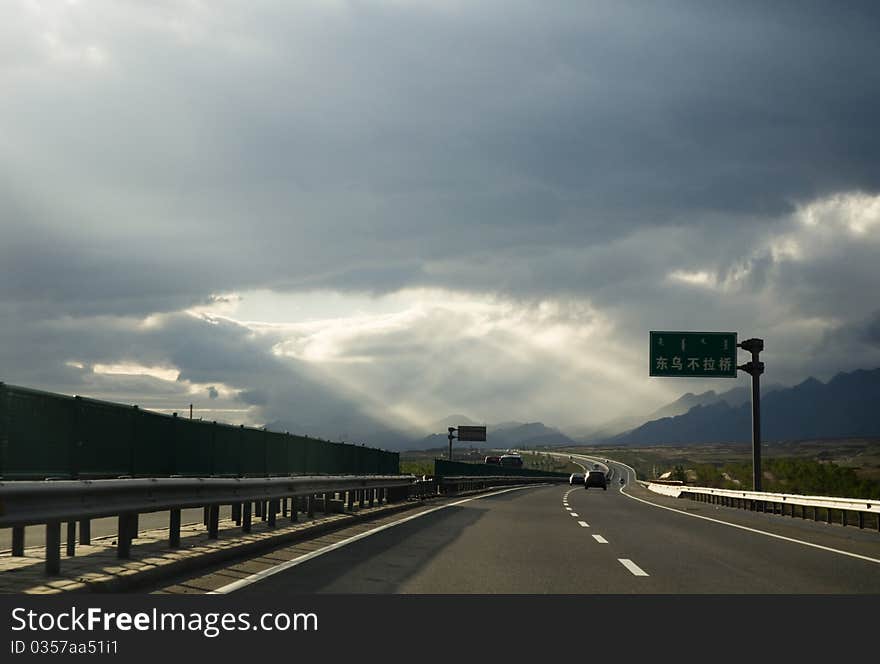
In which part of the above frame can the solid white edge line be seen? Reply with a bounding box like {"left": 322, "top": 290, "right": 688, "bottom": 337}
{"left": 592, "top": 534, "right": 608, "bottom": 543}
{"left": 612, "top": 461, "right": 880, "bottom": 566}
{"left": 618, "top": 558, "right": 649, "bottom": 576}
{"left": 209, "top": 484, "right": 543, "bottom": 594}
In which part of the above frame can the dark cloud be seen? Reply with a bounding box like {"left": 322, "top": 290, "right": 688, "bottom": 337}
{"left": 1, "top": 2, "right": 879, "bottom": 434}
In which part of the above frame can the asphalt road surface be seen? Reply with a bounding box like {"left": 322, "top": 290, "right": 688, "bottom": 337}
{"left": 154, "top": 459, "right": 880, "bottom": 594}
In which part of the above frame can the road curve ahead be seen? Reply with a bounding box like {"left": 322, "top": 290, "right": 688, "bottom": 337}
{"left": 156, "top": 467, "right": 880, "bottom": 594}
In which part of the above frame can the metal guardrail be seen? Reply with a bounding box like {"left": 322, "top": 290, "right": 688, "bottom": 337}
{"left": 0, "top": 474, "right": 414, "bottom": 575}
{"left": 645, "top": 482, "right": 880, "bottom": 531}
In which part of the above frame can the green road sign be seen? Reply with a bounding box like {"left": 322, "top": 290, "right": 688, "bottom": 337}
{"left": 650, "top": 331, "right": 737, "bottom": 377}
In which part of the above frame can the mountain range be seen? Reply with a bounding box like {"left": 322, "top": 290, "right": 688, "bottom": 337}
{"left": 415, "top": 420, "right": 575, "bottom": 451}
{"left": 611, "top": 368, "right": 880, "bottom": 445}
{"left": 269, "top": 367, "right": 880, "bottom": 451}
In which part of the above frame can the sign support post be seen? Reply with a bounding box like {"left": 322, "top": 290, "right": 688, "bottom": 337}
{"left": 649, "top": 331, "right": 766, "bottom": 492}
{"left": 737, "top": 338, "right": 764, "bottom": 492}
{"left": 446, "top": 425, "right": 486, "bottom": 461}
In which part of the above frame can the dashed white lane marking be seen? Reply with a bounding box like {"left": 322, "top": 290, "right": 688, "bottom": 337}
{"left": 577, "top": 521, "right": 590, "bottom": 528}
{"left": 570, "top": 512, "right": 579, "bottom": 517}
{"left": 565, "top": 507, "right": 572, "bottom": 511}
{"left": 592, "top": 535, "right": 608, "bottom": 543}
{"left": 209, "top": 484, "right": 542, "bottom": 594}
{"left": 619, "top": 559, "right": 649, "bottom": 576}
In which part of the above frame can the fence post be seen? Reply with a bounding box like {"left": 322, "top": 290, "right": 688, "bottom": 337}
{"left": 268, "top": 500, "right": 277, "bottom": 528}
{"left": 208, "top": 505, "right": 220, "bottom": 538}
{"left": 117, "top": 513, "right": 133, "bottom": 559}
{"left": 46, "top": 521, "right": 61, "bottom": 575}
{"left": 242, "top": 502, "right": 252, "bottom": 533}
{"left": 66, "top": 521, "right": 76, "bottom": 557}
{"left": 12, "top": 527, "right": 25, "bottom": 557}
{"left": 169, "top": 509, "right": 181, "bottom": 548}
{"left": 79, "top": 519, "right": 91, "bottom": 545}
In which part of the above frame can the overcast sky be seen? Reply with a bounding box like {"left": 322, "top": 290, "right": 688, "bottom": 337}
{"left": 2, "top": 1, "right": 879, "bottom": 444}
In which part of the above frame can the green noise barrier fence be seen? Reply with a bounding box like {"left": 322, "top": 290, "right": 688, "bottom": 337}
{"left": 434, "top": 459, "right": 570, "bottom": 479}
{"left": 0, "top": 382, "right": 399, "bottom": 479}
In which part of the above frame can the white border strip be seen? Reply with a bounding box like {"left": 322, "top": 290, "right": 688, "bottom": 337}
{"left": 209, "top": 484, "right": 540, "bottom": 594}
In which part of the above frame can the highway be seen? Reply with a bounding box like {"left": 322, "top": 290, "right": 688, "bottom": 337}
{"left": 152, "top": 459, "right": 880, "bottom": 594}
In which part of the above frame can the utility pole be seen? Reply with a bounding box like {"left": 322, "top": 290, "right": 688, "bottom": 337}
{"left": 189, "top": 404, "right": 193, "bottom": 420}
{"left": 737, "top": 338, "right": 764, "bottom": 491}
{"left": 447, "top": 427, "right": 457, "bottom": 461}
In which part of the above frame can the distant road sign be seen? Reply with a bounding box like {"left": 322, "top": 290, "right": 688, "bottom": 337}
{"left": 457, "top": 425, "right": 487, "bottom": 442}
{"left": 650, "top": 331, "right": 737, "bottom": 377}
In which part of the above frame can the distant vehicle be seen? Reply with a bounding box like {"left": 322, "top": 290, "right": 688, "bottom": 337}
{"left": 569, "top": 473, "right": 585, "bottom": 485}
{"left": 584, "top": 470, "right": 607, "bottom": 490}
{"left": 499, "top": 454, "right": 523, "bottom": 468}
{"left": 484, "top": 455, "right": 501, "bottom": 465}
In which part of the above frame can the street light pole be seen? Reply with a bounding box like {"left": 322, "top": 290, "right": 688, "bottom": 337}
{"left": 447, "top": 427, "right": 457, "bottom": 462}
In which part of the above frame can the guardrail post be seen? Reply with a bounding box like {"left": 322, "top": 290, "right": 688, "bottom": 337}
{"left": 359, "top": 489, "right": 365, "bottom": 508}
{"left": 232, "top": 503, "right": 242, "bottom": 526}
{"left": 11, "top": 527, "right": 25, "bottom": 557}
{"left": 242, "top": 502, "right": 252, "bottom": 533}
{"left": 66, "top": 521, "right": 76, "bottom": 557}
{"left": 46, "top": 521, "right": 61, "bottom": 575}
{"left": 208, "top": 505, "right": 220, "bottom": 538}
{"left": 290, "top": 496, "right": 298, "bottom": 522}
{"left": 255, "top": 501, "right": 263, "bottom": 519}
{"left": 169, "top": 509, "right": 181, "bottom": 548}
{"left": 130, "top": 513, "right": 139, "bottom": 541}
{"left": 826, "top": 507, "right": 832, "bottom": 524}
{"left": 346, "top": 490, "right": 354, "bottom": 510}
{"left": 117, "top": 513, "right": 133, "bottom": 559}
{"left": 322, "top": 493, "right": 330, "bottom": 513}
{"left": 858, "top": 512, "right": 864, "bottom": 529}
{"left": 79, "top": 519, "right": 91, "bottom": 545}
{"left": 307, "top": 495, "right": 315, "bottom": 518}
{"left": 370, "top": 489, "right": 375, "bottom": 507}
{"left": 203, "top": 506, "right": 209, "bottom": 527}
{"left": 267, "top": 500, "right": 277, "bottom": 528}
{"left": 842, "top": 510, "right": 848, "bottom": 528}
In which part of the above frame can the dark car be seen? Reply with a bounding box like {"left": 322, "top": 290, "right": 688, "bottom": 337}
{"left": 499, "top": 454, "right": 523, "bottom": 468}
{"left": 569, "top": 473, "right": 585, "bottom": 485}
{"left": 484, "top": 455, "right": 501, "bottom": 465}
{"left": 584, "top": 470, "right": 607, "bottom": 490}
